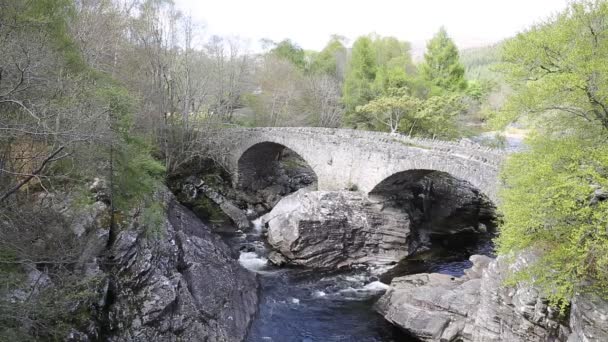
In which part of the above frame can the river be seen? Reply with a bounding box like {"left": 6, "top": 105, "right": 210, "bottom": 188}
{"left": 221, "top": 218, "right": 493, "bottom": 342}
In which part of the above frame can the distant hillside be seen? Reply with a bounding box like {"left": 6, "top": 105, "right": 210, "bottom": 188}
{"left": 460, "top": 43, "right": 503, "bottom": 81}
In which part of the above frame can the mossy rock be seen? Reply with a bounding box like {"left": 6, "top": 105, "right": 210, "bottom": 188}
{"left": 192, "top": 196, "right": 229, "bottom": 223}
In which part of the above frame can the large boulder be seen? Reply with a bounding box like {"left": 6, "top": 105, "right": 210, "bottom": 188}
{"left": 263, "top": 189, "right": 411, "bottom": 268}
{"left": 263, "top": 186, "right": 494, "bottom": 269}
{"left": 375, "top": 253, "right": 571, "bottom": 341}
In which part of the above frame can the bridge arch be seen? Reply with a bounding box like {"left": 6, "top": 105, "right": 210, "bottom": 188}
{"left": 236, "top": 141, "right": 319, "bottom": 192}
{"left": 367, "top": 168, "right": 497, "bottom": 237}
{"left": 359, "top": 158, "right": 498, "bottom": 204}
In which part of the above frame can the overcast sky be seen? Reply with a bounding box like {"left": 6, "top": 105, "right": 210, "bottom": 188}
{"left": 174, "top": 0, "right": 570, "bottom": 53}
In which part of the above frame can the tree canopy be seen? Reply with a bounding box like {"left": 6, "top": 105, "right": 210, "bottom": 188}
{"left": 420, "top": 27, "right": 467, "bottom": 92}
{"left": 497, "top": 0, "right": 608, "bottom": 132}
{"left": 496, "top": 0, "right": 608, "bottom": 307}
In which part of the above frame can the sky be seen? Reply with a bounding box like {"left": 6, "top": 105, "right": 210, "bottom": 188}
{"left": 174, "top": 0, "right": 570, "bottom": 55}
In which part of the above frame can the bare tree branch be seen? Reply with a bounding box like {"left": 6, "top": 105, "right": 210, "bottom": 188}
{"left": 0, "top": 145, "right": 64, "bottom": 202}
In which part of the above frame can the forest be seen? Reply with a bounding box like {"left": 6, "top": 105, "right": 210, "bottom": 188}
{"left": 1, "top": 0, "right": 607, "bottom": 340}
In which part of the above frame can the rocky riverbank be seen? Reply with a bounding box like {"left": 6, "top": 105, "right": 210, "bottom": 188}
{"left": 375, "top": 253, "right": 608, "bottom": 341}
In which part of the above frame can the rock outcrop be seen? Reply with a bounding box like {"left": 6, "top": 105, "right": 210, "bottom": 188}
{"left": 18, "top": 184, "right": 259, "bottom": 341}
{"left": 375, "top": 253, "right": 595, "bottom": 342}
{"left": 99, "top": 192, "right": 259, "bottom": 341}
{"left": 568, "top": 292, "right": 608, "bottom": 341}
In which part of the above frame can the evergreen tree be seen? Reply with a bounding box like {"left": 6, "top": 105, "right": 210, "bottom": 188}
{"left": 342, "top": 36, "right": 377, "bottom": 128}
{"left": 420, "top": 27, "right": 467, "bottom": 92}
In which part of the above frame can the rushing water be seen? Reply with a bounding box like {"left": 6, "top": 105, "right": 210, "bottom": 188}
{"left": 222, "top": 219, "right": 493, "bottom": 342}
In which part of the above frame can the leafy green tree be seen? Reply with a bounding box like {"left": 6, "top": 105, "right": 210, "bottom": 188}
{"left": 268, "top": 39, "right": 307, "bottom": 70}
{"left": 358, "top": 88, "right": 421, "bottom": 133}
{"left": 420, "top": 27, "right": 467, "bottom": 92}
{"left": 311, "top": 35, "right": 347, "bottom": 78}
{"left": 342, "top": 36, "right": 378, "bottom": 128}
{"left": 497, "top": 135, "right": 608, "bottom": 307}
{"left": 495, "top": 0, "right": 608, "bottom": 307}
{"left": 372, "top": 36, "right": 415, "bottom": 95}
{"left": 497, "top": 0, "right": 608, "bottom": 132}
{"left": 373, "top": 65, "right": 409, "bottom": 95}
{"left": 372, "top": 36, "right": 413, "bottom": 68}
{"left": 357, "top": 88, "right": 462, "bottom": 138}
{"left": 411, "top": 94, "right": 464, "bottom": 138}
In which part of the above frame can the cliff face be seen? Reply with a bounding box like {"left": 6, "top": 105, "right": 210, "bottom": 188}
{"left": 8, "top": 185, "right": 259, "bottom": 342}
{"left": 99, "top": 197, "right": 258, "bottom": 341}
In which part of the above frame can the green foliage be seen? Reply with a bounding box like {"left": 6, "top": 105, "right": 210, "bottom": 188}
{"left": 343, "top": 35, "right": 416, "bottom": 129}
{"left": 411, "top": 94, "right": 464, "bottom": 139}
{"left": 460, "top": 43, "right": 503, "bottom": 81}
{"left": 498, "top": 0, "right": 608, "bottom": 131}
{"left": 14, "top": 0, "right": 85, "bottom": 71}
{"left": 142, "top": 201, "right": 166, "bottom": 239}
{"left": 269, "top": 39, "right": 307, "bottom": 70}
{"left": 357, "top": 88, "right": 463, "bottom": 139}
{"left": 494, "top": 0, "right": 608, "bottom": 306}
{"left": 420, "top": 27, "right": 467, "bottom": 92}
{"left": 497, "top": 135, "right": 608, "bottom": 305}
{"left": 343, "top": 36, "right": 378, "bottom": 126}
{"left": 113, "top": 137, "right": 165, "bottom": 212}
{"left": 0, "top": 273, "right": 103, "bottom": 341}
{"left": 373, "top": 62, "right": 410, "bottom": 95}
{"left": 97, "top": 77, "right": 166, "bottom": 215}
{"left": 358, "top": 88, "right": 421, "bottom": 133}
{"left": 310, "top": 36, "right": 347, "bottom": 77}
{"left": 372, "top": 35, "right": 414, "bottom": 72}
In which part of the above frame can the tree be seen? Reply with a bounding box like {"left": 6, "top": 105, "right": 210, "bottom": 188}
{"left": 342, "top": 36, "right": 378, "bottom": 128}
{"left": 497, "top": 135, "right": 608, "bottom": 307}
{"left": 310, "top": 35, "right": 347, "bottom": 79}
{"left": 411, "top": 94, "right": 464, "bottom": 139}
{"left": 496, "top": 0, "right": 608, "bottom": 307}
{"left": 372, "top": 36, "right": 415, "bottom": 95}
{"left": 358, "top": 89, "right": 421, "bottom": 134}
{"left": 247, "top": 55, "right": 304, "bottom": 126}
{"left": 267, "top": 39, "right": 306, "bottom": 70}
{"left": 372, "top": 36, "right": 414, "bottom": 73}
{"left": 498, "top": 0, "right": 608, "bottom": 132}
{"left": 302, "top": 75, "right": 344, "bottom": 127}
{"left": 420, "top": 27, "right": 467, "bottom": 92}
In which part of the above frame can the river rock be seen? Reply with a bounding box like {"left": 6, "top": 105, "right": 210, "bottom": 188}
{"left": 267, "top": 251, "right": 288, "bottom": 266}
{"left": 375, "top": 253, "right": 570, "bottom": 341}
{"left": 263, "top": 189, "right": 411, "bottom": 268}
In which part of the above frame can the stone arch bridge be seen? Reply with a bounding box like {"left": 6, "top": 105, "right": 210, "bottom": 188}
{"left": 216, "top": 127, "right": 505, "bottom": 203}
